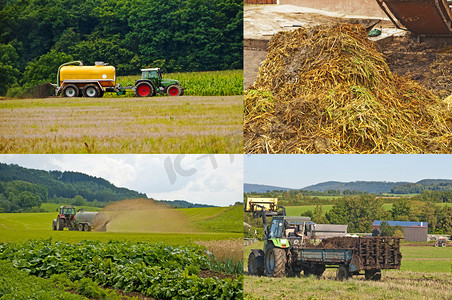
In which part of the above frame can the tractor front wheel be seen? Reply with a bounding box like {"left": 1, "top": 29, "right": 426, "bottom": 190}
{"left": 62, "top": 84, "right": 79, "bottom": 97}
{"left": 135, "top": 82, "right": 154, "bottom": 97}
{"left": 166, "top": 85, "right": 181, "bottom": 96}
{"left": 265, "top": 244, "right": 286, "bottom": 277}
{"left": 248, "top": 250, "right": 265, "bottom": 276}
{"left": 83, "top": 84, "right": 100, "bottom": 98}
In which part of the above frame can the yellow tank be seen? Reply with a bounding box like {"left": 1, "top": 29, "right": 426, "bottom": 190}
{"left": 59, "top": 65, "right": 116, "bottom": 87}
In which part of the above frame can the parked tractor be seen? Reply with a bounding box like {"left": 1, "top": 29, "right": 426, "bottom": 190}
{"left": 55, "top": 61, "right": 184, "bottom": 98}
{"left": 245, "top": 197, "right": 402, "bottom": 280}
{"left": 52, "top": 205, "right": 108, "bottom": 231}
{"left": 434, "top": 237, "right": 448, "bottom": 247}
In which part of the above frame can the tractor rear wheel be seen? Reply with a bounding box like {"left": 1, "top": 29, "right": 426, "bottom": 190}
{"left": 62, "top": 84, "right": 79, "bottom": 97}
{"left": 166, "top": 85, "right": 181, "bottom": 96}
{"left": 265, "top": 244, "right": 286, "bottom": 277}
{"left": 365, "top": 269, "right": 381, "bottom": 281}
{"left": 135, "top": 82, "right": 154, "bottom": 97}
{"left": 248, "top": 250, "right": 265, "bottom": 276}
{"left": 56, "top": 218, "right": 63, "bottom": 231}
{"left": 336, "top": 264, "right": 351, "bottom": 281}
{"left": 83, "top": 84, "right": 100, "bottom": 98}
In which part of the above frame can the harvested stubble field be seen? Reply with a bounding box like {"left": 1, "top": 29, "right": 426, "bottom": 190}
{"left": 244, "top": 24, "right": 452, "bottom": 154}
{"left": 244, "top": 241, "right": 452, "bottom": 300}
{"left": 0, "top": 95, "right": 242, "bottom": 153}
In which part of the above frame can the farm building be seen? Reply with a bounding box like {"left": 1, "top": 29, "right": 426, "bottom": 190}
{"left": 313, "top": 224, "right": 348, "bottom": 239}
{"left": 372, "top": 220, "right": 428, "bottom": 242}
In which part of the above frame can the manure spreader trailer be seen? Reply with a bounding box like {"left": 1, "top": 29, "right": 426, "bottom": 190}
{"left": 52, "top": 205, "right": 108, "bottom": 231}
{"left": 245, "top": 198, "right": 402, "bottom": 280}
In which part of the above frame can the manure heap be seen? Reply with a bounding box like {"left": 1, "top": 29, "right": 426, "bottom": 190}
{"left": 244, "top": 24, "right": 452, "bottom": 154}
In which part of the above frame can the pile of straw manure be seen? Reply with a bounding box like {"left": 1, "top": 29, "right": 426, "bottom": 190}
{"left": 244, "top": 24, "right": 452, "bottom": 153}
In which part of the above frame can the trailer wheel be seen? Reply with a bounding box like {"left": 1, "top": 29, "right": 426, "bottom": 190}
{"left": 166, "top": 85, "right": 181, "bottom": 96}
{"left": 336, "top": 264, "right": 351, "bottom": 281}
{"left": 248, "top": 250, "right": 265, "bottom": 276}
{"left": 441, "top": 242, "right": 446, "bottom": 247}
{"left": 84, "top": 224, "right": 91, "bottom": 232}
{"left": 83, "top": 84, "right": 100, "bottom": 98}
{"left": 265, "top": 244, "right": 286, "bottom": 277}
{"left": 62, "top": 84, "right": 79, "bottom": 97}
{"left": 365, "top": 269, "right": 381, "bottom": 281}
{"left": 78, "top": 223, "right": 84, "bottom": 231}
{"left": 135, "top": 82, "right": 154, "bottom": 97}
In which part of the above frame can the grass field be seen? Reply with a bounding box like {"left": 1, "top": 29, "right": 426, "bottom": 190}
{"left": 0, "top": 95, "right": 242, "bottom": 153}
{"left": 40, "top": 203, "right": 101, "bottom": 212}
{"left": 0, "top": 205, "right": 243, "bottom": 245}
{"left": 117, "top": 70, "right": 243, "bottom": 96}
{"left": 244, "top": 241, "right": 452, "bottom": 299}
{"left": 285, "top": 203, "right": 452, "bottom": 217}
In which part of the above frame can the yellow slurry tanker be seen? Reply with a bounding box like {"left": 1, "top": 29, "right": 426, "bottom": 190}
{"left": 55, "top": 61, "right": 184, "bottom": 98}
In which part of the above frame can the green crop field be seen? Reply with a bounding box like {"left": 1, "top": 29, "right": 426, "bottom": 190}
{"left": 243, "top": 241, "right": 452, "bottom": 299}
{"left": 0, "top": 205, "right": 244, "bottom": 298}
{"left": 117, "top": 70, "right": 243, "bottom": 96}
{"left": 0, "top": 95, "right": 242, "bottom": 153}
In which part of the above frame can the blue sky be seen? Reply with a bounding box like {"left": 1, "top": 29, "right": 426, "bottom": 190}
{"left": 0, "top": 154, "right": 242, "bottom": 206}
{"left": 244, "top": 154, "right": 452, "bottom": 189}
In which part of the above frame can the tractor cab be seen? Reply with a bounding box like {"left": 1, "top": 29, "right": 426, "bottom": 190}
{"left": 141, "top": 68, "right": 162, "bottom": 81}
{"left": 57, "top": 205, "right": 76, "bottom": 219}
{"left": 268, "top": 216, "right": 315, "bottom": 240}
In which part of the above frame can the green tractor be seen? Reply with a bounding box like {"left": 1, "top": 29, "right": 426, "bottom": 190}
{"left": 245, "top": 198, "right": 319, "bottom": 277}
{"left": 135, "top": 68, "right": 185, "bottom": 97}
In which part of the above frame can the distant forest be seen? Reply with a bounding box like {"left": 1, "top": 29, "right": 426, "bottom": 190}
{"left": 0, "top": 0, "right": 243, "bottom": 95}
{"left": 0, "top": 163, "right": 146, "bottom": 212}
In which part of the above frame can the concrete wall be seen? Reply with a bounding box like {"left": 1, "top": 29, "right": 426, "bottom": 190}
{"left": 278, "top": 0, "right": 388, "bottom": 18}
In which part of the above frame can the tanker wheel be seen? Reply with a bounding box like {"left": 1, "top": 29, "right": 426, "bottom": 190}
{"left": 248, "top": 250, "right": 265, "bottom": 276}
{"left": 441, "top": 242, "right": 447, "bottom": 247}
{"left": 62, "top": 84, "right": 79, "bottom": 97}
{"left": 83, "top": 84, "right": 100, "bottom": 98}
{"left": 135, "top": 82, "right": 154, "bottom": 97}
{"left": 84, "top": 224, "right": 91, "bottom": 232}
{"left": 166, "top": 85, "right": 181, "bottom": 96}
{"left": 265, "top": 244, "right": 286, "bottom": 277}
{"left": 336, "top": 264, "right": 351, "bottom": 281}
{"left": 78, "top": 223, "right": 84, "bottom": 231}
{"left": 365, "top": 269, "right": 381, "bottom": 281}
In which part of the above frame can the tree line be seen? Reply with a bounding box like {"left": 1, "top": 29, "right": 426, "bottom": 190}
{"left": 0, "top": 0, "right": 242, "bottom": 96}
{"left": 0, "top": 163, "right": 146, "bottom": 212}
{"left": 305, "top": 196, "right": 452, "bottom": 235}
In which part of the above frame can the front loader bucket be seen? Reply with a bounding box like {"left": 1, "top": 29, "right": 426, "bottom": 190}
{"left": 377, "top": 0, "right": 452, "bottom": 35}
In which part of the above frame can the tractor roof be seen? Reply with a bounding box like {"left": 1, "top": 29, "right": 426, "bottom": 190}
{"left": 274, "top": 216, "right": 314, "bottom": 225}
{"left": 141, "top": 68, "right": 160, "bottom": 72}
{"left": 60, "top": 205, "right": 76, "bottom": 209}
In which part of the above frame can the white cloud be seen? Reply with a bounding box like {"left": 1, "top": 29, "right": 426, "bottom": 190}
{"left": 0, "top": 154, "right": 243, "bottom": 206}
